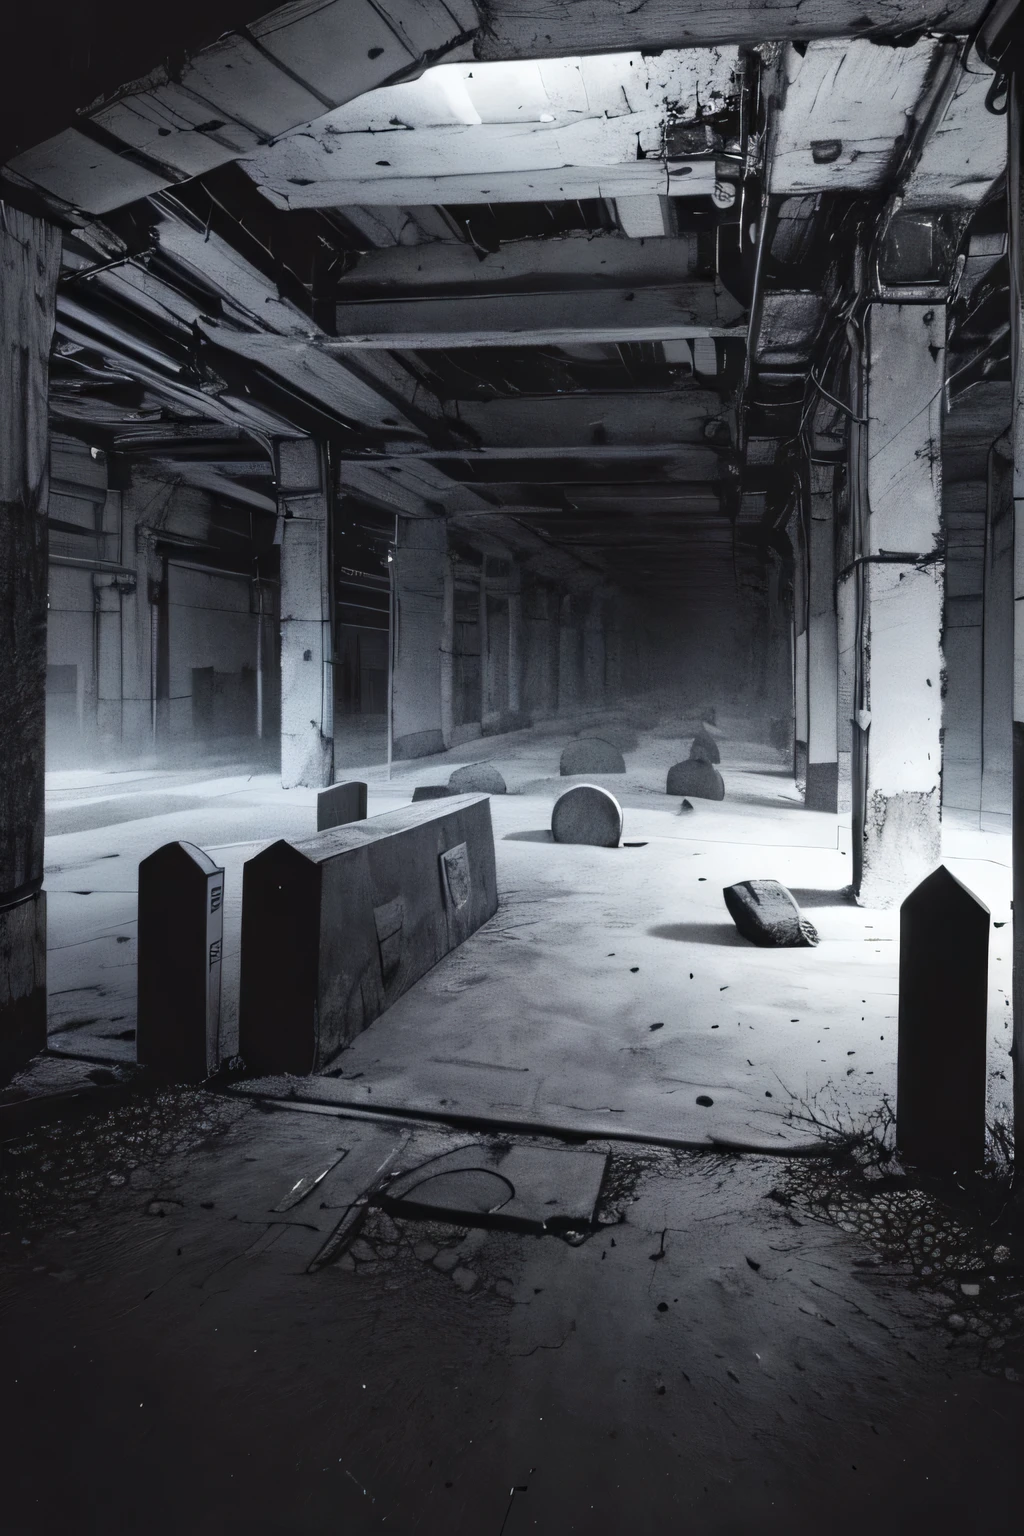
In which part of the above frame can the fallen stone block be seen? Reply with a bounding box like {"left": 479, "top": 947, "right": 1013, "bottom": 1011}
{"left": 238, "top": 794, "right": 498, "bottom": 1075}
{"left": 688, "top": 726, "right": 721, "bottom": 764}
{"left": 666, "top": 760, "right": 725, "bottom": 799}
{"left": 412, "top": 785, "right": 453, "bottom": 801}
{"left": 723, "top": 880, "right": 819, "bottom": 947}
{"left": 560, "top": 738, "right": 626, "bottom": 775}
{"left": 448, "top": 761, "right": 507, "bottom": 795}
{"left": 551, "top": 784, "right": 623, "bottom": 847}
{"left": 317, "top": 780, "right": 367, "bottom": 831}
{"left": 137, "top": 841, "right": 225, "bottom": 1081}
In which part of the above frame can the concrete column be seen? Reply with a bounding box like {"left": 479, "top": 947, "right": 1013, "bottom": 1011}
{"left": 277, "top": 439, "right": 333, "bottom": 788}
{"left": 855, "top": 302, "right": 945, "bottom": 908}
{"left": 806, "top": 463, "right": 840, "bottom": 811}
{"left": 507, "top": 566, "right": 523, "bottom": 724}
{"left": 982, "top": 432, "right": 1013, "bottom": 817}
{"left": 0, "top": 209, "right": 60, "bottom": 1077}
{"left": 789, "top": 504, "right": 808, "bottom": 789}
{"left": 392, "top": 514, "right": 447, "bottom": 759}
{"left": 440, "top": 550, "right": 455, "bottom": 749}
{"left": 582, "top": 594, "right": 606, "bottom": 703}
{"left": 1009, "top": 75, "right": 1024, "bottom": 1165}
{"left": 557, "top": 592, "right": 581, "bottom": 715}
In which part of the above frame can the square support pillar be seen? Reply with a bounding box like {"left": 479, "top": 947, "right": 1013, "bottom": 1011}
{"left": 855, "top": 303, "right": 945, "bottom": 908}
{"left": 1009, "top": 75, "right": 1024, "bottom": 1168}
{"left": 806, "top": 463, "right": 840, "bottom": 812}
{"left": 392, "top": 514, "right": 448, "bottom": 759}
{"left": 0, "top": 209, "right": 60, "bottom": 1078}
{"left": 788, "top": 504, "right": 808, "bottom": 789}
{"left": 277, "top": 440, "right": 333, "bottom": 789}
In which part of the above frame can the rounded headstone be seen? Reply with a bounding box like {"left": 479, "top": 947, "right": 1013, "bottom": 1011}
{"left": 666, "top": 760, "right": 725, "bottom": 800}
{"left": 688, "top": 726, "right": 721, "bottom": 764}
{"left": 448, "top": 761, "right": 507, "bottom": 795}
{"left": 560, "top": 738, "right": 626, "bottom": 776}
{"left": 551, "top": 784, "right": 623, "bottom": 847}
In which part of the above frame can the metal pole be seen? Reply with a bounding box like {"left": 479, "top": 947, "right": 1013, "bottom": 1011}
{"left": 387, "top": 517, "right": 396, "bottom": 780}
{"left": 150, "top": 597, "right": 158, "bottom": 742}
{"left": 255, "top": 581, "right": 264, "bottom": 741}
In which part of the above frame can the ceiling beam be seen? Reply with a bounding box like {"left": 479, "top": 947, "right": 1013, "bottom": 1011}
{"left": 249, "top": 158, "right": 732, "bottom": 213}
{"left": 445, "top": 390, "right": 727, "bottom": 449}
{"left": 330, "top": 284, "right": 745, "bottom": 348}
{"left": 336, "top": 232, "right": 699, "bottom": 292}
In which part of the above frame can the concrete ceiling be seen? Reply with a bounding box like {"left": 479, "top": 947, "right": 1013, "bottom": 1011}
{"left": 1, "top": 1, "right": 1012, "bottom": 594}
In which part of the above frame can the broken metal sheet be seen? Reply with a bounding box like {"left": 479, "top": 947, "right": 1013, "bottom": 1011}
{"left": 382, "top": 1143, "right": 609, "bottom": 1232}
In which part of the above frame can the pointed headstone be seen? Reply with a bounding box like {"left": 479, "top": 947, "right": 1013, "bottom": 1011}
{"left": 689, "top": 726, "right": 721, "bottom": 764}
{"left": 897, "top": 865, "right": 989, "bottom": 1174}
{"left": 137, "top": 842, "right": 224, "bottom": 1082}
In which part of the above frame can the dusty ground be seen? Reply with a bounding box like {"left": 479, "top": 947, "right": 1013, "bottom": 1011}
{"left": 1, "top": 1087, "right": 1022, "bottom": 1534}
{"left": 7, "top": 701, "right": 1019, "bottom": 1532}
{"left": 42, "top": 701, "right": 1015, "bottom": 1150}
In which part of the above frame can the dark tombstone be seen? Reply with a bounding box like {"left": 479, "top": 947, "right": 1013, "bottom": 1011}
{"left": 723, "top": 880, "right": 819, "bottom": 947}
{"left": 689, "top": 726, "right": 721, "bottom": 764}
{"left": 412, "top": 785, "right": 452, "bottom": 801}
{"left": 137, "top": 841, "right": 224, "bottom": 1082}
{"left": 551, "top": 784, "right": 623, "bottom": 847}
{"left": 317, "top": 780, "right": 367, "bottom": 832}
{"left": 448, "top": 761, "right": 507, "bottom": 794}
{"left": 897, "top": 866, "right": 989, "bottom": 1174}
{"left": 666, "top": 760, "right": 725, "bottom": 799}
{"left": 560, "top": 738, "right": 626, "bottom": 775}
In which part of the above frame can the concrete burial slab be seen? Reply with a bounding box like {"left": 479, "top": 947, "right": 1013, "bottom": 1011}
{"left": 382, "top": 1142, "right": 609, "bottom": 1232}
{"left": 238, "top": 793, "right": 498, "bottom": 1075}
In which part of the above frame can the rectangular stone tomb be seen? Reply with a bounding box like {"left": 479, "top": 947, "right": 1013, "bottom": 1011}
{"left": 137, "top": 841, "right": 224, "bottom": 1082}
{"left": 317, "top": 780, "right": 368, "bottom": 831}
{"left": 238, "top": 794, "right": 498, "bottom": 1075}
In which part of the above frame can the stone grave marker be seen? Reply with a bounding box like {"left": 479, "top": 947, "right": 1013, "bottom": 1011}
{"left": 137, "top": 841, "right": 224, "bottom": 1082}
{"left": 317, "top": 780, "right": 367, "bottom": 831}
{"left": 897, "top": 865, "right": 989, "bottom": 1174}
{"left": 551, "top": 784, "right": 623, "bottom": 847}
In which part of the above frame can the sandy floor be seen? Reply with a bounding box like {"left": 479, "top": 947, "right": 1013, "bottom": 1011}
{"left": 43, "top": 703, "right": 1014, "bottom": 1154}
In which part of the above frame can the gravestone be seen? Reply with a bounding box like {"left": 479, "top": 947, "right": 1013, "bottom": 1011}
{"left": 897, "top": 866, "right": 989, "bottom": 1174}
{"left": 666, "top": 760, "right": 725, "bottom": 799}
{"left": 448, "top": 762, "right": 507, "bottom": 795}
{"left": 137, "top": 841, "right": 224, "bottom": 1082}
{"left": 560, "top": 738, "right": 626, "bottom": 776}
{"left": 551, "top": 784, "right": 623, "bottom": 847}
{"left": 317, "top": 780, "right": 367, "bottom": 831}
{"left": 689, "top": 726, "right": 721, "bottom": 764}
{"left": 412, "top": 785, "right": 452, "bottom": 801}
{"left": 723, "top": 880, "right": 819, "bottom": 947}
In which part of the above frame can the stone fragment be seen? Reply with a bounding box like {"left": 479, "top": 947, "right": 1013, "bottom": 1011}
{"left": 551, "top": 784, "right": 623, "bottom": 848}
{"left": 448, "top": 762, "right": 507, "bottom": 795}
{"left": 433, "top": 1248, "right": 460, "bottom": 1272}
{"left": 723, "top": 880, "right": 819, "bottom": 947}
{"left": 451, "top": 1266, "right": 478, "bottom": 1292}
{"left": 689, "top": 726, "right": 721, "bottom": 764}
{"left": 560, "top": 738, "right": 626, "bottom": 775}
{"left": 679, "top": 799, "right": 694, "bottom": 813}
{"left": 666, "top": 761, "right": 725, "bottom": 800}
{"left": 412, "top": 785, "right": 452, "bottom": 801}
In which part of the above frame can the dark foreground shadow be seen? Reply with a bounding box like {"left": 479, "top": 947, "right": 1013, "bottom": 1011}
{"left": 789, "top": 887, "right": 856, "bottom": 908}
{"left": 648, "top": 922, "right": 745, "bottom": 946}
{"left": 503, "top": 829, "right": 553, "bottom": 842}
